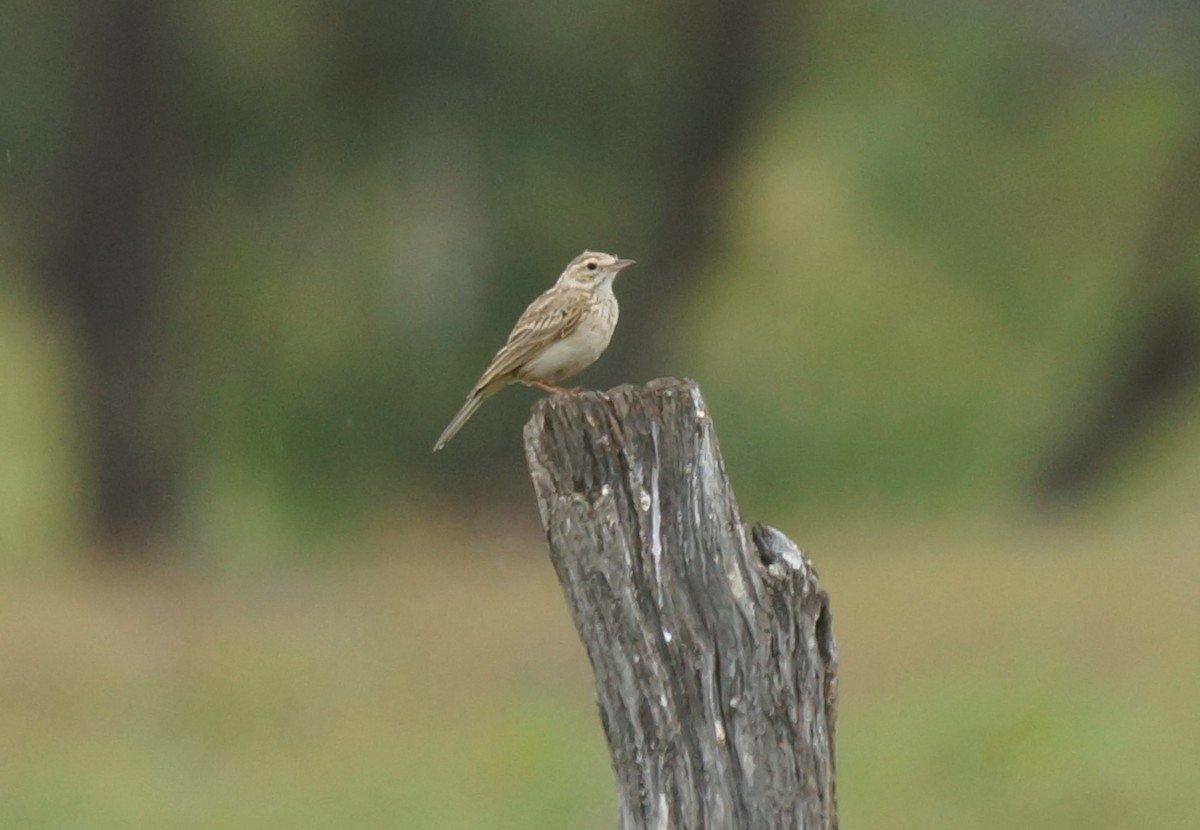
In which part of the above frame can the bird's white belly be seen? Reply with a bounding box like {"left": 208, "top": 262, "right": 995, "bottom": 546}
{"left": 520, "top": 303, "right": 617, "bottom": 383}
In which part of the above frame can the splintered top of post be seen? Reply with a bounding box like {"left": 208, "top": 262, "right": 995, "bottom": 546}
{"left": 522, "top": 377, "right": 712, "bottom": 504}
{"left": 526, "top": 376, "right": 707, "bottom": 434}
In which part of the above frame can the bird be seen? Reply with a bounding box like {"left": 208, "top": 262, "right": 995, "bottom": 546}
{"left": 433, "top": 250, "right": 635, "bottom": 451}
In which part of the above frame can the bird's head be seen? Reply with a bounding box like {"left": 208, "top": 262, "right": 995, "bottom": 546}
{"left": 557, "top": 250, "right": 636, "bottom": 289}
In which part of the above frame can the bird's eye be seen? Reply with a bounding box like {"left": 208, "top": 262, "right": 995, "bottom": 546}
{"left": 586, "top": 261, "right": 597, "bottom": 271}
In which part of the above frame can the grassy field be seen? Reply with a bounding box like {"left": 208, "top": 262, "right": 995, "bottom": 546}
{"left": 2, "top": 507, "right": 1198, "bottom": 829}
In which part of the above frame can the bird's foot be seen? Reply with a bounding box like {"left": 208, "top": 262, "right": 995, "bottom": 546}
{"left": 526, "top": 379, "right": 569, "bottom": 394}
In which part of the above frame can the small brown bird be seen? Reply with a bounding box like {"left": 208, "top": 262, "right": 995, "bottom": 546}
{"left": 433, "top": 250, "right": 635, "bottom": 451}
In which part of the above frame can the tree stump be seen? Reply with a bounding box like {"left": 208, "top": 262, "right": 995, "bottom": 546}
{"left": 524, "top": 377, "right": 838, "bottom": 830}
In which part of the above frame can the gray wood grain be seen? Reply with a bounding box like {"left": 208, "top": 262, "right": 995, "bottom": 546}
{"left": 524, "top": 378, "right": 838, "bottom": 830}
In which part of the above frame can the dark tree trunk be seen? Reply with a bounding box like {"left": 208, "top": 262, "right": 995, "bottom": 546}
{"left": 40, "top": 0, "right": 178, "bottom": 551}
{"left": 611, "top": 0, "right": 808, "bottom": 379}
{"left": 1036, "top": 120, "right": 1200, "bottom": 501}
{"left": 524, "top": 378, "right": 838, "bottom": 829}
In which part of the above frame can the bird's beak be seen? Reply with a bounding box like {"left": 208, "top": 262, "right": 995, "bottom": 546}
{"left": 612, "top": 258, "right": 636, "bottom": 272}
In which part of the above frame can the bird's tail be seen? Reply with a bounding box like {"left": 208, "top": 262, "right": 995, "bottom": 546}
{"left": 433, "top": 386, "right": 493, "bottom": 451}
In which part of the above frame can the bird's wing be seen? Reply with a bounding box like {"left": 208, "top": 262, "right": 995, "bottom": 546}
{"left": 472, "top": 285, "right": 587, "bottom": 392}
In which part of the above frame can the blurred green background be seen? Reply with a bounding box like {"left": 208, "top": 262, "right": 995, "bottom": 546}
{"left": 3, "top": 0, "right": 1199, "bottom": 827}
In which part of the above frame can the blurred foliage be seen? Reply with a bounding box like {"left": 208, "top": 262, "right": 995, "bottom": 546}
{"left": 1, "top": 0, "right": 1199, "bottom": 554}
{"left": 680, "top": 1, "right": 1200, "bottom": 512}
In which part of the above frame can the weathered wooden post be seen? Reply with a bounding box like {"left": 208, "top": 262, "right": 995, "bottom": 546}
{"left": 524, "top": 377, "right": 838, "bottom": 830}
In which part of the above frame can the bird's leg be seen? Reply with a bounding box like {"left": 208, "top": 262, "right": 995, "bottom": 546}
{"left": 525, "top": 379, "right": 569, "bottom": 394}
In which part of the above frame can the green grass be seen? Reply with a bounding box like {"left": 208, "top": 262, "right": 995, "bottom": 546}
{"left": 1, "top": 510, "right": 1198, "bottom": 828}
{"left": 821, "top": 516, "right": 1200, "bottom": 829}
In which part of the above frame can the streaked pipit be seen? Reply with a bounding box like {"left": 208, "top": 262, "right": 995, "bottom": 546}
{"left": 433, "top": 250, "right": 635, "bottom": 451}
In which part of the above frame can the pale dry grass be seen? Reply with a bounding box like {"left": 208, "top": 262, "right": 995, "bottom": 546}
{"left": 1, "top": 506, "right": 1197, "bottom": 828}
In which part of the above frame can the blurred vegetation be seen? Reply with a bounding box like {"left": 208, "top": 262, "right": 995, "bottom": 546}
{"left": 2, "top": 510, "right": 1199, "bottom": 829}
{"left": 3, "top": 0, "right": 1199, "bottom": 560}
{"left": 2, "top": 0, "right": 1198, "bottom": 555}
{"left": 2, "top": 0, "right": 1200, "bottom": 826}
